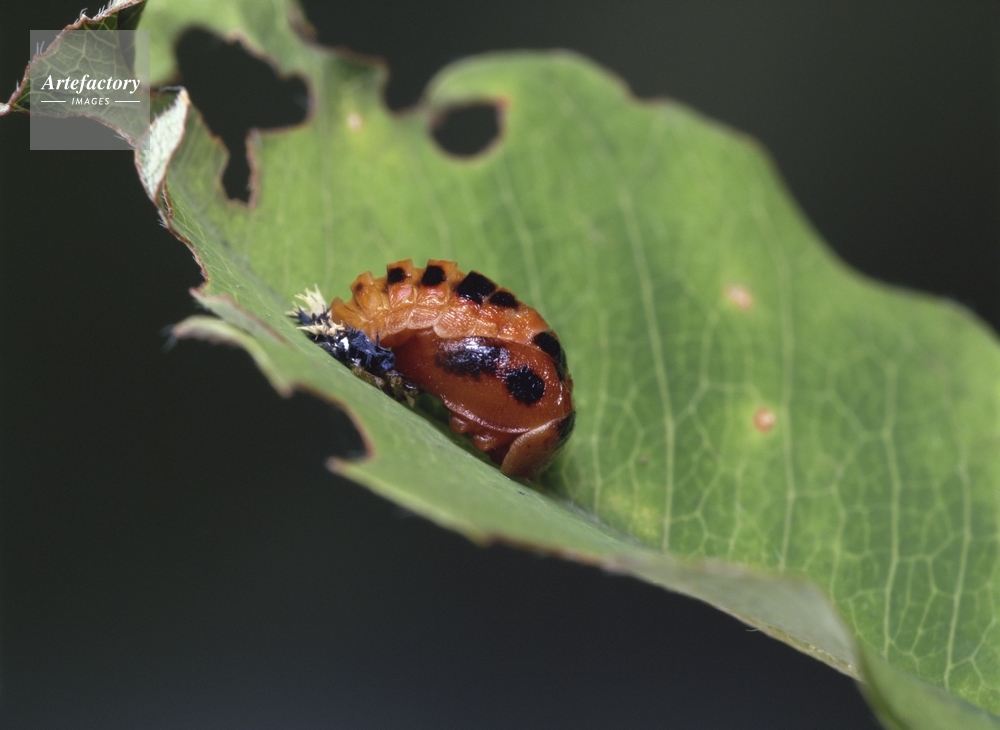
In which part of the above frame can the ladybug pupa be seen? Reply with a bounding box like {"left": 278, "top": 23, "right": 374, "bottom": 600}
{"left": 293, "top": 259, "right": 575, "bottom": 479}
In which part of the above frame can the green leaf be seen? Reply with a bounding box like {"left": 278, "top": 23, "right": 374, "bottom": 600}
{"left": 63, "top": 0, "right": 1000, "bottom": 725}
{"left": 862, "top": 649, "right": 1000, "bottom": 730}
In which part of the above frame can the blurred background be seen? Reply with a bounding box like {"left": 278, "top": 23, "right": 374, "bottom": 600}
{"left": 1, "top": 1, "right": 997, "bottom": 728}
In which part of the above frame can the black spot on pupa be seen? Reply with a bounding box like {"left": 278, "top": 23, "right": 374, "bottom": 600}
{"left": 436, "top": 337, "right": 506, "bottom": 377}
{"left": 386, "top": 266, "right": 407, "bottom": 284}
{"left": 532, "top": 331, "right": 568, "bottom": 381}
{"left": 532, "top": 331, "right": 561, "bottom": 359}
{"left": 504, "top": 366, "right": 545, "bottom": 405}
{"left": 488, "top": 291, "right": 518, "bottom": 308}
{"left": 555, "top": 411, "right": 576, "bottom": 445}
{"left": 456, "top": 271, "right": 497, "bottom": 304}
{"left": 421, "top": 265, "right": 446, "bottom": 286}
{"left": 353, "top": 283, "right": 364, "bottom": 294}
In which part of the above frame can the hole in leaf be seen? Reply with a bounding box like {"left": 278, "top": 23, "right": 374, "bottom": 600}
{"left": 431, "top": 103, "right": 501, "bottom": 157}
{"left": 174, "top": 28, "right": 310, "bottom": 202}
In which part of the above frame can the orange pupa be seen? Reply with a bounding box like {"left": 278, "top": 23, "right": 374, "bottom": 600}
{"left": 328, "top": 259, "right": 575, "bottom": 479}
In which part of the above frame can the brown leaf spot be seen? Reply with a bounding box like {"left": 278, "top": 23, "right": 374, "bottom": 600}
{"left": 726, "top": 284, "right": 753, "bottom": 311}
{"left": 753, "top": 407, "right": 776, "bottom": 433}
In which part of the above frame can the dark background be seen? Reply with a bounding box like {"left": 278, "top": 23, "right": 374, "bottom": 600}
{"left": 2, "top": 1, "right": 997, "bottom": 728}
